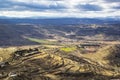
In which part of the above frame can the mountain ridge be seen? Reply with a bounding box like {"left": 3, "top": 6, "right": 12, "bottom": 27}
{"left": 0, "top": 18, "right": 120, "bottom": 25}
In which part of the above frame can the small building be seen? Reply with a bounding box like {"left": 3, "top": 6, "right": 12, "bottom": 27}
{"left": 78, "top": 44, "right": 100, "bottom": 48}
{"left": 78, "top": 43, "right": 101, "bottom": 53}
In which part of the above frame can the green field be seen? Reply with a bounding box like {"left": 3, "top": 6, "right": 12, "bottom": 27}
{"left": 27, "top": 37, "right": 58, "bottom": 45}
{"left": 60, "top": 46, "right": 77, "bottom": 52}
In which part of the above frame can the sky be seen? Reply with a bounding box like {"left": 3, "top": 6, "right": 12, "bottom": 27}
{"left": 0, "top": 0, "right": 120, "bottom": 18}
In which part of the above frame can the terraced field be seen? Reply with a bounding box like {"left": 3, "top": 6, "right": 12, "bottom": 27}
{"left": 0, "top": 44, "right": 120, "bottom": 80}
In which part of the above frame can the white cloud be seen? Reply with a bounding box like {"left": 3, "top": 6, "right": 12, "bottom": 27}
{"left": 0, "top": 10, "right": 120, "bottom": 18}
{"left": 0, "top": 0, "right": 120, "bottom": 18}
{"left": 11, "top": 0, "right": 59, "bottom": 6}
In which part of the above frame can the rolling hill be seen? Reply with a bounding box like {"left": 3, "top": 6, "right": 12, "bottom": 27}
{"left": 0, "top": 44, "right": 120, "bottom": 80}
{"left": 0, "top": 20, "right": 120, "bottom": 46}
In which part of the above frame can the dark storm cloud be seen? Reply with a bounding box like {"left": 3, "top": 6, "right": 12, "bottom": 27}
{"left": 76, "top": 4, "right": 103, "bottom": 11}
{"left": 112, "top": 6, "right": 120, "bottom": 9}
{"left": 104, "top": 0, "right": 120, "bottom": 2}
{"left": 0, "top": 0, "right": 66, "bottom": 11}
{"left": 0, "top": 0, "right": 120, "bottom": 18}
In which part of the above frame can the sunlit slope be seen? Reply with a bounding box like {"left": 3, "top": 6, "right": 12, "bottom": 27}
{"left": 82, "top": 44, "right": 120, "bottom": 66}
{"left": 0, "top": 44, "right": 120, "bottom": 80}
{"left": 1, "top": 53, "right": 119, "bottom": 80}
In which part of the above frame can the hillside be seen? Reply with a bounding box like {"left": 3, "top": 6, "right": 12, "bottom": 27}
{"left": 0, "top": 23, "right": 120, "bottom": 46}
{"left": 0, "top": 44, "right": 120, "bottom": 80}
{"left": 0, "top": 18, "right": 120, "bottom": 25}
{"left": 0, "top": 18, "right": 120, "bottom": 80}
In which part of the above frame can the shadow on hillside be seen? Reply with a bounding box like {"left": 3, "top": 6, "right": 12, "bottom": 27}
{"left": 104, "top": 44, "right": 120, "bottom": 67}
{"left": 0, "top": 24, "right": 47, "bottom": 46}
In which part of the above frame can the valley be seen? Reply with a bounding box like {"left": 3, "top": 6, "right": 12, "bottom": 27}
{"left": 0, "top": 18, "right": 120, "bottom": 80}
{"left": 0, "top": 23, "right": 120, "bottom": 46}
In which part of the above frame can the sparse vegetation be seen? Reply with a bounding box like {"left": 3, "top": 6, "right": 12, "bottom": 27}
{"left": 60, "top": 46, "right": 77, "bottom": 52}
{"left": 0, "top": 47, "right": 17, "bottom": 62}
{"left": 0, "top": 23, "right": 120, "bottom": 80}
{"left": 0, "top": 44, "right": 120, "bottom": 80}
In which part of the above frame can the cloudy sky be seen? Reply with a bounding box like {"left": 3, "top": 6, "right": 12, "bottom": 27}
{"left": 0, "top": 0, "right": 120, "bottom": 18}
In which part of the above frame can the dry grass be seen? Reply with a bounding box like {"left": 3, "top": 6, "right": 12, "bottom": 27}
{"left": 82, "top": 45, "right": 113, "bottom": 65}
{"left": 0, "top": 43, "right": 120, "bottom": 80}
{"left": 0, "top": 47, "right": 17, "bottom": 62}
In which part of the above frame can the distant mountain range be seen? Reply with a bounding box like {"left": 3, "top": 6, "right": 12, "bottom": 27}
{"left": 0, "top": 18, "right": 120, "bottom": 25}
